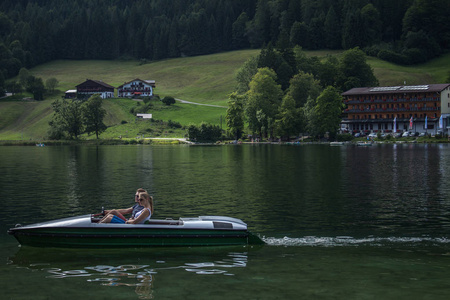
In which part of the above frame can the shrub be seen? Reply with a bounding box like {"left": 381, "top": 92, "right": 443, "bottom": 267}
{"left": 134, "top": 103, "right": 152, "bottom": 114}
{"left": 336, "top": 133, "right": 353, "bottom": 142}
{"left": 162, "top": 96, "right": 176, "bottom": 106}
{"left": 47, "top": 125, "right": 66, "bottom": 140}
{"left": 377, "top": 49, "right": 408, "bottom": 65}
{"left": 187, "top": 122, "right": 222, "bottom": 142}
{"left": 402, "top": 48, "right": 427, "bottom": 64}
{"left": 168, "top": 120, "right": 182, "bottom": 128}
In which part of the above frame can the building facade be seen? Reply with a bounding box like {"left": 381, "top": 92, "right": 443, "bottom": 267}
{"left": 117, "top": 79, "right": 155, "bottom": 98}
{"left": 342, "top": 84, "right": 450, "bottom": 135}
{"left": 64, "top": 89, "right": 77, "bottom": 99}
{"left": 76, "top": 79, "right": 115, "bottom": 99}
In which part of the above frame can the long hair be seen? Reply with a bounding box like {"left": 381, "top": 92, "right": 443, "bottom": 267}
{"left": 139, "top": 192, "right": 154, "bottom": 214}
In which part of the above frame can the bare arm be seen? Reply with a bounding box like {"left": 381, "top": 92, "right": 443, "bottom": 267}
{"left": 126, "top": 209, "right": 150, "bottom": 224}
{"left": 105, "top": 207, "right": 133, "bottom": 215}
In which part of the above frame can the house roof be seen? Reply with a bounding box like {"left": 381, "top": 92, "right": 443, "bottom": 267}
{"left": 117, "top": 78, "right": 156, "bottom": 88}
{"left": 76, "top": 79, "right": 115, "bottom": 89}
{"left": 342, "top": 84, "right": 450, "bottom": 96}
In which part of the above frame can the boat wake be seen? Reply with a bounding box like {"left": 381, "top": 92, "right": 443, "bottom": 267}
{"left": 263, "top": 236, "right": 450, "bottom": 247}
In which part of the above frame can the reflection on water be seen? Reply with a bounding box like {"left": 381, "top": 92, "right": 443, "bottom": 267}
{"left": 7, "top": 247, "right": 249, "bottom": 299}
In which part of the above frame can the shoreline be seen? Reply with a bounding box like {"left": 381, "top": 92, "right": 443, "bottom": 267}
{"left": 1, "top": 137, "right": 449, "bottom": 146}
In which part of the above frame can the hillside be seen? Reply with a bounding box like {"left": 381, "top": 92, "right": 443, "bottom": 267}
{"left": 1, "top": 49, "right": 449, "bottom": 141}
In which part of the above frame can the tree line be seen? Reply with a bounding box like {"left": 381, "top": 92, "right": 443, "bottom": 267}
{"left": 226, "top": 45, "right": 378, "bottom": 141}
{"left": 1, "top": 0, "right": 449, "bottom": 95}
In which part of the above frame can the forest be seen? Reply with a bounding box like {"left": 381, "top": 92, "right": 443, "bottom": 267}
{"left": 0, "top": 0, "right": 449, "bottom": 92}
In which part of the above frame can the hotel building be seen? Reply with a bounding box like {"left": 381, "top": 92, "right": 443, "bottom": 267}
{"left": 341, "top": 84, "right": 450, "bottom": 134}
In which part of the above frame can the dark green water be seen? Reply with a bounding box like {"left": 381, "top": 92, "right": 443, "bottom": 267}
{"left": 1, "top": 144, "right": 450, "bottom": 299}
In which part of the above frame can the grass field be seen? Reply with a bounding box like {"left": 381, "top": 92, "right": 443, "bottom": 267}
{"left": 28, "top": 49, "right": 261, "bottom": 106}
{"left": 1, "top": 49, "right": 450, "bottom": 141}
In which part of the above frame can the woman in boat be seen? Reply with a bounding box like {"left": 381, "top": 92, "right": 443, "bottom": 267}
{"left": 100, "top": 192, "right": 153, "bottom": 224}
{"left": 126, "top": 192, "right": 153, "bottom": 224}
{"left": 100, "top": 188, "right": 146, "bottom": 223}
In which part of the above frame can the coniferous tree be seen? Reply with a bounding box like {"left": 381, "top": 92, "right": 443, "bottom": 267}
{"left": 232, "top": 12, "right": 249, "bottom": 50}
{"left": 360, "top": 4, "right": 382, "bottom": 48}
{"left": 290, "top": 21, "right": 309, "bottom": 47}
{"left": 324, "top": 6, "right": 341, "bottom": 49}
{"left": 0, "top": 0, "right": 448, "bottom": 77}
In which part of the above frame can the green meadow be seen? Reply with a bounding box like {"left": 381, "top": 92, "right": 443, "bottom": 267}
{"left": 1, "top": 49, "right": 449, "bottom": 141}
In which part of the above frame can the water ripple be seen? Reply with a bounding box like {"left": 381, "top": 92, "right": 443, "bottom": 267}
{"left": 263, "top": 236, "right": 450, "bottom": 247}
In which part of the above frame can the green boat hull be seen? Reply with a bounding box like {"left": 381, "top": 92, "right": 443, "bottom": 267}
{"left": 9, "top": 215, "right": 265, "bottom": 248}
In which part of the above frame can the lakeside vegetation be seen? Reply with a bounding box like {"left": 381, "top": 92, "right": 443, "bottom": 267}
{"left": 1, "top": 0, "right": 449, "bottom": 143}
{"left": 1, "top": 49, "right": 450, "bottom": 142}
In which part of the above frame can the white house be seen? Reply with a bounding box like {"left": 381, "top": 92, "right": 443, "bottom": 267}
{"left": 117, "top": 78, "right": 155, "bottom": 98}
{"left": 136, "top": 114, "right": 152, "bottom": 119}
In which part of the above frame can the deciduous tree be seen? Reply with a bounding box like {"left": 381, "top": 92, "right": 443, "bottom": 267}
{"left": 287, "top": 72, "right": 321, "bottom": 108}
{"left": 50, "top": 99, "right": 84, "bottom": 139}
{"left": 235, "top": 56, "right": 258, "bottom": 94}
{"left": 226, "top": 92, "right": 245, "bottom": 140}
{"left": 26, "top": 76, "right": 45, "bottom": 100}
{"left": 45, "top": 77, "right": 59, "bottom": 94}
{"left": 245, "top": 67, "right": 282, "bottom": 138}
{"left": 308, "top": 86, "right": 343, "bottom": 139}
{"left": 338, "top": 47, "right": 378, "bottom": 91}
{"left": 275, "top": 95, "right": 305, "bottom": 140}
{"left": 82, "top": 95, "right": 107, "bottom": 139}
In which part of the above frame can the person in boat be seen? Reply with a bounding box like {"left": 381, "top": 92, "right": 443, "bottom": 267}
{"left": 99, "top": 188, "right": 146, "bottom": 223}
{"left": 100, "top": 192, "right": 153, "bottom": 224}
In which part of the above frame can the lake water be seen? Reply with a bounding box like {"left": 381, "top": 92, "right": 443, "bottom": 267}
{"left": 1, "top": 144, "right": 450, "bottom": 299}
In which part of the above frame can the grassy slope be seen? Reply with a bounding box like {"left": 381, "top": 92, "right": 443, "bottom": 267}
{"left": 30, "top": 49, "right": 260, "bottom": 106}
{"left": 1, "top": 49, "right": 449, "bottom": 140}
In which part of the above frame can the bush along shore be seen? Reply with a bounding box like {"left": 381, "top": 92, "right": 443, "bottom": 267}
{"left": 1, "top": 133, "right": 450, "bottom": 147}
{"left": 0, "top": 138, "right": 188, "bottom": 146}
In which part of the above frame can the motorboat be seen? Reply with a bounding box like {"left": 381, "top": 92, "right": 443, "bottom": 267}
{"left": 8, "top": 214, "right": 265, "bottom": 248}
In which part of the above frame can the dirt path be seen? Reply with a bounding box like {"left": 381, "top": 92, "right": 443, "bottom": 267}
{"left": 175, "top": 98, "right": 227, "bottom": 108}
